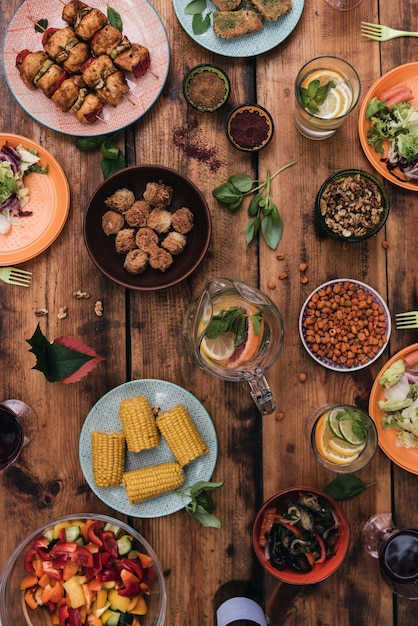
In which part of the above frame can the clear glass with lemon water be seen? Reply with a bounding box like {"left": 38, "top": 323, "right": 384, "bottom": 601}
{"left": 294, "top": 56, "right": 361, "bottom": 140}
{"left": 182, "top": 278, "right": 284, "bottom": 415}
{"left": 308, "top": 404, "right": 378, "bottom": 472}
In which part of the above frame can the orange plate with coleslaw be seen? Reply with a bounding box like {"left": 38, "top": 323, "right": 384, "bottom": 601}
{"left": 0, "top": 133, "right": 70, "bottom": 266}
{"left": 358, "top": 62, "right": 418, "bottom": 191}
{"left": 369, "top": 343, "right": 418, "bottom": 475}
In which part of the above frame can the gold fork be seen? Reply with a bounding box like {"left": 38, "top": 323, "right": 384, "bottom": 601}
{"left": 0, "top": 266, "right": 32, "bottom": 287}
{"left": 361, "top": 22, "right": 418, "bottom": 41}
{"left": 395, "top": 312, "right": 418, "bottom": 329}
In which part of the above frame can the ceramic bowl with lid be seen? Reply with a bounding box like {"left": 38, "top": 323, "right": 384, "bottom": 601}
{"left": 315, "top": 169, "right": 390, "bottom": 242}
{"left": 226, "top": 104, "right": 274, "bottom": 152}
{"left": 183, "top": 64, "right": 230, "bottom": 112}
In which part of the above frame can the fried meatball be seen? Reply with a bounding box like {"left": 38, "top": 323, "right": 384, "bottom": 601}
{"left": 135, "top": 227, "right": 159, "bottom": 252}
{"left": 172, "top": 207, "right": 194, "bottom": 234}
{"left": 161, "top": 231, "right": 187, "bottom": 255}
{"left": 143, "top": 181, "right": 173, "bottom": 208}
{"left": 147, "top": 209, "right": 172, "bottom": 234}
{"left": 125, "top": 200, "right": 151, "bottom": 227}
{"left": 123, "top": 249, "right": 149, "bottom": 275}
{"left": 105, "top": 188, "right": 135, "bottom": 214}
{"left": 149, "top": 247, "right": 173, "bottom": 272}
{"left": 102, "top": 210, "right": 125, "bottom": 235}
{"left": 115, "top": 228, "right": 136, "bottom": 254}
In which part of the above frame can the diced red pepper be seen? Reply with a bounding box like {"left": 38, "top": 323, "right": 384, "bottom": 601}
{"left": 41, "top": 27, "right": 59, "bottom": 47}
{"left": 50, "top": 542, "right": 78, "bottom": 557}
{"left": 117, "top": 558, "right": 144, "bottom": 581}
{"left": 42, "top": 560, "right": 63, "bottom": 581}
{"left": 87, "top": 522, "right": 104, "bottom": 546}
{"left": 59, "top": 604, "right": 69, "bottom": 626}
{"left": 70, "top": 546, "right": 94, "bottom": 568}
{"left": 315, "top": 533, "right": 327, "bottom": 564}
{"left": 101, "top": 531, "right": 119, "bottom": 558}
{"left": 68, "top": 607, "right": 82, "bottom": 626}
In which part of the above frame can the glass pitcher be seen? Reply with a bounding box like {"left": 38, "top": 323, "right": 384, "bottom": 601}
{"left": 182, "top": 278, "right": 284, "bottom": 415}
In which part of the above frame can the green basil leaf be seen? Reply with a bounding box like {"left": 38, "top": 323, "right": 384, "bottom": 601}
{"left": 227, "top": 197, "right": 243, "bottom": 212}
{"left": 101, "top": 142, "right": 120, "bottom": 160}
{"left": 101, "top": 151, "right": 126, "bottom": 179}
{"left": 192, "top": 12, "right": 211, "bottom": 35}
{"left": 245, "top": 216, "right": 260, "bottom": 245}
{"left": 185, "top": 0, "right": 207, "bottom": 14}
{"left": 261, "top": 213, "right": 283, "bottom": 250}
{"left": 248, "top": 193, "right": 262, "bottom": 216}
{"left": 75, "top": 136, "right": 104, "bottom": 151}
{"left": 228, "top": 174, "right": 253, "bottom": 193}
{"left": 107, "top": 7, "right": 123, "bottom": 31}
{"left": 324, "top": 475, "right": 376, "bottom": 501}
{"left": 212, "top": 182, "right": 242, "bottom": 205}
{"left": 186, "top": 504, "right": 221, "bottom": 528}
{"left": 189, "top": 480, "right": 224, "bottom": 496}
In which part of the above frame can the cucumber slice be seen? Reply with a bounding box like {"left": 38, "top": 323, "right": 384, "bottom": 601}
{"left": 117, "top": 535, "right": 133, "bottom": 555}
{"left": 118, "top": 613, "right": 134, "bottom": 625}
{"left": 65, "top": 525, "right": 81, "bottom": 542}
{"left": 104, "top": 522, "right": 121, "bottom": 536}
{"left": 44, "top": 528, "right": 54, "bottom": 543}
{"left": 103, "top": 610, "right": 121, "bottom": 626}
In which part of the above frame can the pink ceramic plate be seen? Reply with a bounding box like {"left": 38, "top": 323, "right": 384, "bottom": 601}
{"left": 3, "top": 0, "right": 169, "bottom": 136}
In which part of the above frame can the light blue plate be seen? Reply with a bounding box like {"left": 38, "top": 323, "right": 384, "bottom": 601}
{"left": 172, "top": 0, "right": 305, "bottom": 58}
{"left": 79, "top": 380, "right": 218, "bottom": 518}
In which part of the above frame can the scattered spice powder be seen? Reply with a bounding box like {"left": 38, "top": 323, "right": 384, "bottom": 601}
{"left": 187, "top": 71, "right": 227, "bottom": 110}
{"left": 229, "top": 109, "right": 270, "bottom": 149}
{"left": 172, "top": 118, "right": 224, "bottom": 173}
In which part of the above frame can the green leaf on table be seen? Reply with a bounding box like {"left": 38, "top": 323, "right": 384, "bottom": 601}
{"left": 101, "top": 151, "right": 127, "bottom": 179}
{"left": 245, "top": 216, "right": 260, "bottom": 244}
{"left": 261, "top": 213, "right": 283, "bottom": 249}
{"left": 75, "top": 133, "right": 126, "bottom": 179}
{"left": 324, "top": 475, "right": 376, "bottom": 501}
{"left": 192, "top": 12, "right": 211, "bottom": 35}
{"left": 229, "top": 174, "right": 253, "bottom": 194}
{"left": 212, "top": 182, "right": 242, "bottom": 206}
{"left": 107, "top": 6, "right": 123, "bottom": 31}
{"left": 26, "top": 324, "right": 104, "bottom": 384}
{"left": 75, "top": 136, "right": 104, "bottom": 151}
{"left": 179, "top": 480, "right": 224, "bottom": 528}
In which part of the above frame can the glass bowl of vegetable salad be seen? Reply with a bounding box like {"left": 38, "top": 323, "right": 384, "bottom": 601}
{"left": 253, "top": 487, "right": 350, "bottom": 584}
{"left": 0, "top": 513, "right": 166, "bottom": 626}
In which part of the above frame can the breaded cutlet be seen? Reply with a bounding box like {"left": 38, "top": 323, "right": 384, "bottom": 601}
{"left": 249, "top": 0, "right": 293, "bottom": 20}
{"left": 213, "top": 11, "right": 263, "bottom": 39}
{"left": 212, "top": 0, "right": 242, "bottom": 10}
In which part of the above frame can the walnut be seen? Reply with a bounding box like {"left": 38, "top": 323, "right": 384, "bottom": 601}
{"left": 94, "top": 301, "right": 103, "bottom": 316}
{"left": 57, "top": 306, "right": 68, "bottom": 320}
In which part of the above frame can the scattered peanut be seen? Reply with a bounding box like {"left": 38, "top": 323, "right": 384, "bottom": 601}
{"left": 302, "top": 280, "right": 388, "bottom": 368}
{"left": 35, "top": 308, "right": 48, "bottom": 317}
{"left": 299, "top": 263, "right": 307, "bottom": 272}
{"left": 73, "top": 290, "right": 91, "bottom": 299}
{"left": 382, "top": 241, "right": 390, "bottom": 249}
{"left": 94, "top": 300, "right": 104, "bottom": 316}
{"left": 298, "top": 372, "right": 307, "bottom": 382}
{"left": 278, "top": 272, "right": 288, "bottom": 280}
{"left": 267, "top": 281, "right": 276, "bottom": 290}
{"left": 57, "top": 306, "right": 68, "bottom": 320}
{"left": 276, "top": 253, "right": 285, "bottom": 260}
{"left": 275, "top": 411, "right": 284, "bottom": 421}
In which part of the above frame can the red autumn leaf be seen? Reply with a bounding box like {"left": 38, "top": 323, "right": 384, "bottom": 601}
{"left": 53, "top": 336, "right": 105, "bottom": 384}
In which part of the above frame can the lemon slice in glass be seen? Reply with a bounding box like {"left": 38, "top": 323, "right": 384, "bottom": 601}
{"left": 328, "top": 436, "right": 366, "bottom": 455}
{"left": 200, "top": 332, "right": 235, "bottom": 362}
{"left": 316, "top": 87, "right": 344, "bottom": 119}
{"left": 325, "top": 448, "right": 360, "bottom": 465}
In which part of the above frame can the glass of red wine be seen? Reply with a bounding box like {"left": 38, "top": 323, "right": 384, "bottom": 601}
{"left": 362, "top": 513, "right": 418, "bottom": 599}
{"left": 0, "top": 400, "right": 37, "bottom": 470}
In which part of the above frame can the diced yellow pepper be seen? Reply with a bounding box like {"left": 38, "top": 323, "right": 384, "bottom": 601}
{"left": 63, "top": 576, "right": 86, "bottom": 609}
{"left": 130, "top": 594, "right": 147, "bottom": 615}
{"left": 96, "top": 589, "right": 109, "bottom": 610}
{"left": 53, "top": 522, "right": 71, "bottom": 539}
{"left": 108, "top": 588, "right": 131, "bottom": 613}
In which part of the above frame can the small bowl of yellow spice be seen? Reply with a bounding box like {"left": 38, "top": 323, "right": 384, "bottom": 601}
{"left": 183, "top": 64, "right": 230, "bottom": 112}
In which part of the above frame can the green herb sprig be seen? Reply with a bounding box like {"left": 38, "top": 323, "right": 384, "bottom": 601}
{"left": 178, "top": 481, "right": 224, "bottom": 528}
{"left": 324, "top": 475, "right": 377, "bottom": 501}
{"left": 298, "top": 79, "right": 336, "bottom": 114}
{"left": 205, "top": 307, "right": 262, "bottom": 347}
{"left": 75, "top": 133, "right": 126, "bottom": 179}
{"left": 212, "top": 161, "right": 296, "bottom": 250}
{"left": 185, "top": 0, "right": 211, "bottom": 35}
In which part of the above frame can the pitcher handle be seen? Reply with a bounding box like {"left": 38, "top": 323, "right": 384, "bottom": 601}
{"left": 247, "top": 375, "right": 276, "bottom": 415}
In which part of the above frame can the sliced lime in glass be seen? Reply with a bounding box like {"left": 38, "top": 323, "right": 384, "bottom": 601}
{"left": 327, "top": 408, "right": 346, "bottom": 439}
{"left": 339, "top": 417, "right": 367, "bottom": 445}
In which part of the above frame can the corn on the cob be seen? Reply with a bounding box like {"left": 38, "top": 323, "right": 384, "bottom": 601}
{"left": 119, "top": 395, "right": 160, "bottom": 452}
{"left": 91, "top": 431, "right": 126, "bottom": 487}
{"left": 156, "top": 403, "right": 209, "bottom": 467}
{"left": 122, "top": 461, "right": 185, "bottom": 504}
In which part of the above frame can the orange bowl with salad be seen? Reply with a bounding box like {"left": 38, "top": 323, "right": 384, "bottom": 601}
{"left": 0, "top": 513, "right": 166, "bottom": 626}
{"left": 253, "top": 487, "right": 350, "bottom": 585}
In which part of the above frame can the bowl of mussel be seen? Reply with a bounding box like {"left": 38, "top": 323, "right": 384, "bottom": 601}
{"left": 0, "top": 513, "right": 166, "bottom": 626}
{"left": 315, "top": 169, "right": 390, "bottom": 243}
{"left": 253, "top": 486, "right": 350, "bottom": 584}
{"left": 84, "top": 165, "right": 211, "bottom": 290}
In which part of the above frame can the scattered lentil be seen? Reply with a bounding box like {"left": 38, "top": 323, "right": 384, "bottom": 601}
{"left": 382, "top": 241, "right": 390, "bottom": 249}
{"left": 276, "top": 253, "right": 285, "bottom": 260}
{"left": 299, "top": 262, "right": 307, "bottom": 272}
{"left": 275, "top": 411, "right": 284, "bottom": 421}
{"left": 267, "top": 281, "right": 276, "bottom": 290}
{"left": 301, "top": 275, "right": 309, "bottom": 284}
{"left": 298, "top": 373, "right": 307, "bottom": 383}
{"left": 278, "top": 272, "right": 288, "bottom": 280}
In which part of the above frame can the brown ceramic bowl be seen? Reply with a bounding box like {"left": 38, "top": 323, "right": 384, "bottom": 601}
{"left": 253, "top": 486, "right": 350, "bottom": 585}
{"left": 226, "top": 104, "right": 274, "bottom": 152}
{"left": 84, "top": 165, "right": 211, "bottom": 290}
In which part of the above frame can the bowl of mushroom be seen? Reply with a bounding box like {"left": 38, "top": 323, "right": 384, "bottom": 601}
{"left": 84, "top": 165, "right": 211, "bottom": 290}
{"left": 315, "top": 169, "right": 390, "bottom": 243}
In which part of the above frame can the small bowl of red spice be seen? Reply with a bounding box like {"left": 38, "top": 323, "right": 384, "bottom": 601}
{"left": 226, "top": 104, "right": 274, "bottom": 152}
{"left": 183, "top": 64, "right": 230, "bottom": 113}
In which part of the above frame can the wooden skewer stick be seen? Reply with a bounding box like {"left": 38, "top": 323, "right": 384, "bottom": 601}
{"left": 147, "top": 68, "right": 158, "bottom": 80}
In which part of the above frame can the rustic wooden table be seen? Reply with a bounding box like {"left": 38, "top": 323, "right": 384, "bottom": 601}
{"left": 1, "top": 1, "right": 417, "bottom": 625}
